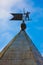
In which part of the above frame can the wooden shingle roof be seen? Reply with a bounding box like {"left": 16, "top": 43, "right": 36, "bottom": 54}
{"left": 0, "top": 30, "right": 43, "bottom": 65}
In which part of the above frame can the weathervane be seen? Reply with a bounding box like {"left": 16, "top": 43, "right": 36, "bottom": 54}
{"left": 10, "top": 9, "right": 30, "bottom": 31}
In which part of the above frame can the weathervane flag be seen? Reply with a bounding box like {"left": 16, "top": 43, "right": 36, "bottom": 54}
{"left": 10, "top": 13, "right": 23, "bottom": 20}
{"left": 10, "top": 10, "right": 30, "bottom": 21}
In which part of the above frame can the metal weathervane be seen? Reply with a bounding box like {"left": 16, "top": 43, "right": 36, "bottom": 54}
{"left": 10, "top": 9, "right": 30, "bottom": 31}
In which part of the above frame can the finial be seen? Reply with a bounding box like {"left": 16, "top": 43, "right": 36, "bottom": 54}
{"left": 21, "top": 20, "right": 26, "bottom": 31}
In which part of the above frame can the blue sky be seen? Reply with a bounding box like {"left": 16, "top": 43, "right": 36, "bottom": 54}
{"left": 0, "top": 0, "right": 43, "bottom": 56}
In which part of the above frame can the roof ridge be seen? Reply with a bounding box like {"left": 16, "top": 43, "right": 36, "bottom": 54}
{"left": 23, "top": 31, "right": 43, "bottom": 65}
{"left": 0, "top": 31, "right": 21, "bottom": 58}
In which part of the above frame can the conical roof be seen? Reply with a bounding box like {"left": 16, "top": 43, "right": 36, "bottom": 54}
{"left": 0, "top": 30, "right": 43, "bottom": 65}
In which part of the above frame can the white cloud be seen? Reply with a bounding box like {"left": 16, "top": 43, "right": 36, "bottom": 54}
{"left": 0, "top": 0, "right": 22, "bottom": 20}
{"left": 0, "top": 9, "right": 11, "bottom": 20}
{"left": 0, "top": 0, "right": 20, "bottom": 9}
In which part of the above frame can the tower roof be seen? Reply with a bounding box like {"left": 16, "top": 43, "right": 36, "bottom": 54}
{"left": 0, "top": 30, "right": 43, "bottom": 65}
